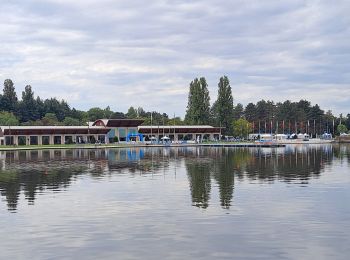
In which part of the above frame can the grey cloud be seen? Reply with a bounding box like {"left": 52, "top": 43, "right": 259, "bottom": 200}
{"left": 0, "top": 0, "right": 349, "bottom": 117}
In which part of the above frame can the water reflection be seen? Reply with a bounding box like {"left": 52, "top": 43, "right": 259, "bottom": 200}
{"left": 0, "top": 145, "right": 349, "bottom": 212}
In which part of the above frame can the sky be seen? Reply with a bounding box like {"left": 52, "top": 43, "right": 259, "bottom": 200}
{"left": 0, "top": 0, "right": 349, "bottom": 118}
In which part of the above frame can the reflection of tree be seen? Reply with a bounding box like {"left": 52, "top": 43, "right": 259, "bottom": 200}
{"left": 0, "top": 170, "right": 20, "bottom": 211}
{"left": 245, "top": 147, "right": 326, "bottom": 183}
{"left": 333, "top": 145, "right": 350, "bottom": 164}
{"left": 186, "top": 160, "right": 212, "bottom": 209}
{"left": 0, "top": 165, "right": 86, "bottom": 211}
{"left": 0, "top": 145, "right": 346, "bottom": 212}
{"left": 212, "top": 149, "right": 243, "bottom": 209}
{"left": 184, "top": 145, "right": 342, "bottom": 209}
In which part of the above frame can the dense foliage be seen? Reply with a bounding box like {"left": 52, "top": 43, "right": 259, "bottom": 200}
{"left": 184, "top": 77, "right": 211, "bottom": 125}
{"left": 0, "top": 78, "right": 349, "bottom": 136}
{"left": 211, "top": 76, "right": 234, "bottom": 134}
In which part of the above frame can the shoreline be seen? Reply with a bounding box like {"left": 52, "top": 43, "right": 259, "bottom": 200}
{"left": 0, "top": 142, "right": 288, "bottom": 151}
{"left": 3, "top": 140, "right": 349, "bottom": 152}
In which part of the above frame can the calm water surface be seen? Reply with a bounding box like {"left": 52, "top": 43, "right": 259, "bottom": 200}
{"left": 0, "top": 145, "right": 350, "bottom": 259}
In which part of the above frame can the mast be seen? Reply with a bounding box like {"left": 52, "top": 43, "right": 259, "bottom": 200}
{"left": 150, "top": 112, "right": 153, "bottom": 142}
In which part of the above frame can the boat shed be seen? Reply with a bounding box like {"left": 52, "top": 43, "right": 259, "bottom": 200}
{"left": 138, "top": 125, "right": 222, "bottom": 142}
{"left": 0, "top": 126, "right": 110, "bottom": 146}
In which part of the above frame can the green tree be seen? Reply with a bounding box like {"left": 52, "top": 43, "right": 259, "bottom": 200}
{"left": 87, "top": 107, "right": 105, "bottom": 121}
{"left": 18, "top": 85, "right": 40, "bottom": 122}
{"left": 103, "top": 106, "right": 114, "bottom": 118}
{"left": 232, "top": 118, "right": 252, "bottom": 138}
{"left": 67, "top": 108, "right": 88, "bottom": 124}
{"left": 256, "top": 100, "right": 275, "bottom": 122}
{"left": 0, "top": 111, "right": 19, "bottom": 126}
{"left": 233, "top": 103, "right": 244, "bottom": 120}
{"left": 40, "top": 113, "right": 61, "bottom": 126}
{"left": 110, "top": 111, "right": 126, "bottom": 119}
{"left": 126, "top": 106, "right": 138, "bottom": 119}
{"left": 185, "top": 77, "right": 211, "bottom": 125}
{"left": 212, "top": 76, "right": 234, "bottom": 134}
{"left": 2, "top": 79, "right": 18, "bottom": 113}
{"left": 63, "top": 117, "right": 80, "bottom": 126}
{"left": 244, "top": 103, "right": 257, "bottom": 122}
{"left": 337, "top": 124, "right": 348, "bottom": 134}
{"left": 345, "top": 114, "right": 350, "bottom": 131}
{"left": 43, "top": 98, "right": 69, "bottom": 121}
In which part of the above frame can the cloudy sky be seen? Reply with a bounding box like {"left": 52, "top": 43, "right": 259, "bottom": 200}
{"left": 1, "top": 0, "right": 349, "bottom": 117}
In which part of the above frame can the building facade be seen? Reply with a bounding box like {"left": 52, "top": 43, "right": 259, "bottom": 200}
{"left": 0, "top": 119, "right": 221, "bottom": 146}
{"left": 138, "top": 125, "right": 221, "bottom": 142}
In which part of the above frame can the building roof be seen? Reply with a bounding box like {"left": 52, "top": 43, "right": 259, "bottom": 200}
{"left": 92, "top": 119, "right": 144, "bottom": 128}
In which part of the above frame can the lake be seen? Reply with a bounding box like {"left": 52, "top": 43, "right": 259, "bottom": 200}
{"left": 1, "top": 145, "right": 349, "bottom": 259}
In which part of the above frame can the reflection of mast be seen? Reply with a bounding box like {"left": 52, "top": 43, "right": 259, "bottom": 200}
{"left": 173, "top": 113, "right": 176, "bottom": 143}
{"left": 151, "top": 148, "right": 154, "bottom": 178}
{"left": 174, "top": 147, "right": 177, "bottom": 179}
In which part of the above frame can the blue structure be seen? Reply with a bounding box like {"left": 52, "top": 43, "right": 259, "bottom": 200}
{"left": 126, "top": 133, "right": 144, "bottom": 142}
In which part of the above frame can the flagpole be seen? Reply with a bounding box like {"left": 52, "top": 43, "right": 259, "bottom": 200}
{"left": 150, "top": 112, "right": 153, "bottom": 143}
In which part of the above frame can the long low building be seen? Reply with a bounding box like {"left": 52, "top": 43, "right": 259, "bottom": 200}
{"left": 0, "top": 119, "right": 222, "bottom": 146}
{"left": 0, "top": 126, "right": 110, "bottom": 146}
{"left": 138, "top": 125, "right": 222, "bottom": 141}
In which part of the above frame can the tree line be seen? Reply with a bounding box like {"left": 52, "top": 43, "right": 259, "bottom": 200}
{"left": 1, "top": 78, "right": 349, "bottom": 136}
{"left": 184, "top": 76, "right": 350, "bottom": 136}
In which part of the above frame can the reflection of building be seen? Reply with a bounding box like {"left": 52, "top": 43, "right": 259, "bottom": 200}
{"left": 1, "top": 119, "right": 222, "bottom": 146}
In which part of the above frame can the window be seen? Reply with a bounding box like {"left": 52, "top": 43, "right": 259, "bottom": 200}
{"left": 128, "top": 128, "right": 137, "bottom": 135}
{"left": 65, "top": 136, "right": 73, "bottom": 144}
{"left": 119, "top": 128, "right": 126, "bottom": 141}
{"left": 30, "top": 136, "right": 38, "bottom": 145}
{"left": 54, "top": 136, "right": 61, "bottom": 145}
{"left": 42, "top": 136, "right": 50, "bottom": 145}
{"left": 5, "top": 136, "right": 13, "bottom": 145}
{"left": 18, "top": 136, "right": 26, "bottom": 145}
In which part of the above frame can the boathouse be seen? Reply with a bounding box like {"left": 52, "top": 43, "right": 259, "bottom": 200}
{"left": 138, "top": 125, "right": 221, "bottom": 142}
{"left": 0, "top": 119, "right": 222, "bottom": 146}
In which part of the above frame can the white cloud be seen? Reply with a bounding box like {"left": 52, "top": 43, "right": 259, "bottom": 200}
{"left": 0, "top": 0, "right": 349, "bottom": 117}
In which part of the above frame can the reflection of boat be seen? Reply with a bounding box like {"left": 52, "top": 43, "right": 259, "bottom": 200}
{"left": 277, "top": 138, "right": 333, "bottom": 144}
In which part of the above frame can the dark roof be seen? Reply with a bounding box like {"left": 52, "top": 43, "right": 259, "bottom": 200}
{"left": 93, "top": 119, "right": 144, "bottom": 128}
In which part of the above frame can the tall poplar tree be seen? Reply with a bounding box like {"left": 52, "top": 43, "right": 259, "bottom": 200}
{"left": 185, "top": 77, "right": 211, "bottom": 125}
{"left": 18, "top": 85, "right": 40, "bottom": 122}
{"left": 2, "top": 79, "right": 18, "bottom": 113}
{"left": 212, "top": 76, "right": 234, "bottom": 134}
